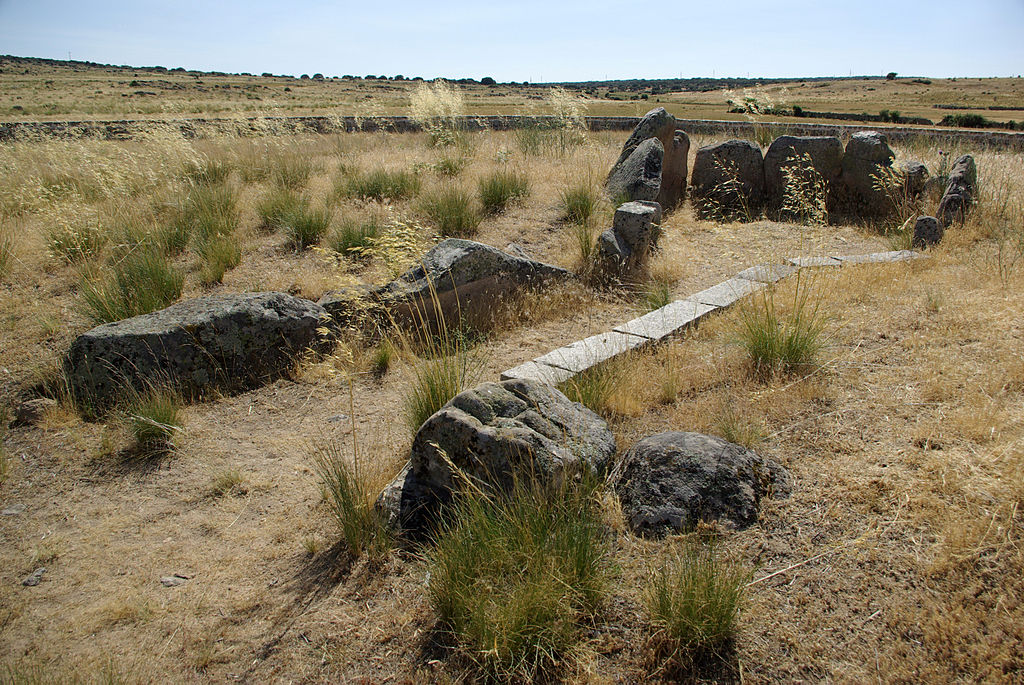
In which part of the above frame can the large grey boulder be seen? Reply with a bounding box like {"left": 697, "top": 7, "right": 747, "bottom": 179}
{"left": 598, "top": 201, "right": 661, "bottom": 273}
{"left": 937, "top": 154, "right": 978, "bottom": 227}
{"left": 656, "top": 130, "right": 690, "bottom": 210}
{"left": 378, "top": 379, "right": 616, "bottom": 534}
{"left": 763, "top": 135, "right": 844, "bottom": 215}
{"left": 66, "top": 293, "right": 330, "bottom": 408}
{"left": 615, "top": 431, "right": 791, "bottom": 537}
{"left": 319, "top": 239, "right": 570, "bottom": 330}
{"left": 607, "top": 137, "right": 663, "bottom": 202}
{"left": 610, "top": 107, "right": 676, "bottom": 170}
{"left": 841, "top": 131, "right": 895, "bottom": 216}
{"left": 691, "top": 139, "right": 766, "bottom": 220}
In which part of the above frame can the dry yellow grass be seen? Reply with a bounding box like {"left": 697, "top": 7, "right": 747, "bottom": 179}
{"left": 0, "top": 112, "right": 1022, "bottom": 682}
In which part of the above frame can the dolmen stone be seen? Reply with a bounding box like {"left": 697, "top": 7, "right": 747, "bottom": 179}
{"left": 912, "top": 215, "right": 943, "bottom": 248}
{"left": 614, "top": 431, "right": 791, "bottom": 536}
{"left": 319, "top": 239, "right": 570, "bottom": 331}
{"left": 900, "top": 161, "right": 930, "bottom": 197}
{"left": 598, "top": 201, "right": 661, "bottom": 273}
{"left": 657, "top": 130, "right": 690, "bottom": 210}
{"left": 607, "top": 108, "right": 687, "bottom": 209}
{"left": 763, "top": 135, "right": 844, "bottom": 215}
{"left": 691, "top": 139, "right": 766, "bottom": 220}
{"left": 841, "top": 131, "right": 895, "bottom": 216}
{"left": 66, "top": 292, "right": 330, "bottom": 408}
{"left": 606, "top": 137, "right": 663, "bottom": 202}
{"left": 610, "top": 106, "right": 676, "bottom": 171}
{"left": 938, "top": 154, "right": 978, "bottom": 227}
{"left": 377, "top": 378, "right": 616, "bottom": 535}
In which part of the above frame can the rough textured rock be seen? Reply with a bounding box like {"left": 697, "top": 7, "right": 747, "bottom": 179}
{"left": 912, "top": 215, "right": 943, "bottom": 248}
{"left": 763, "top": 135, "right": 844, "bottom": 214}
{"left": 691, "top": 139, "right": 766, "bottom": 220}
{"left": 606, "top": 137, "right": 663, "bottom": 202}
{"left": 900, "top": 161, "right": 929, "bottom": 197}
{"left": 615, "top": 431, "right": 791, "bottom": 536}
{"left": 598, "top": 201, "right": 661, "bottom": 272}
{"left": 610, "top": 107, "right": 676, "bottom": 170}
{"left": 377, "top": 379, "right": 616, "bottom": 534}
{"left": 938, "top": 154, "right": 978, "bottom": 227}
{"left": 322, "top": 239, "right": 570, "bottom": 331}
{"left": 66, "top": 292, "right": 330, "bottom": 408}
{"left": 656, "top": 130, "right": 690, "bottom": 209}
{"left": 841, "top": 131, "right": 895, "bottom": 215}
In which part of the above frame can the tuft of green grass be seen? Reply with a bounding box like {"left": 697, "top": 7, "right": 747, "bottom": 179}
{"left": 478, "top": 168, "right": 530, "bottom": 215}
{"left": 79, "top": 247, "right": 184, "bottom": 324}
{"left": 257, "top": 187, "right": 305, "bottom": 232}
{"left": 559, "top": 360, "right": 623, "bottom": 416}
{"left": 560, "top": 182, "right": 599, "bottom": 225}
{"left": 715, "top": 402, "right": 766, "bottom": 448}
{"left": 47, "top": 218, "right": 108, "bottom": 264}
{"left": 209, "top": 468, "right": 246, "bottom": 497}
{"left": 181, "top": 184, "right": 238, "bottom": 247}
{"left": 282, "top": 204, "right": 332, "bottom": 251}
{"left": 126, "top": 386, "right": 184, "bottom": 453}
{"left": 182, "top": 158, "right": 232, "bottom": 187}
{"left": 369, "top": 338, "right": 395, "bottom": 377}
{"left": 197, "top": 234, "right": 242, "bottom": 285}
{"left": 432, "top": 155, "right": 468, "bottom": 177}
{"left": 644, "top": 538, "right": 751, "bottom": 667}
{"left": 419, "top": 187, "right": 482, "bottom": 238}
{"left": 309, "top": 438, "right": 391, "bottom": 558}
{"left": 736, "top": 273, "right": 827, "bottom": 378}
{"left": 153, "top": 217, "right": 191, "bottom": 257}
{"left": 426, "top": 477, "right": 611, "bottom": 681}
{"left": 343, "top": 168, "right": 421, "bottom": 202}
{"left": 327, "top": 216, "right": 383, "bottom": 255}
{"left": 272, "top": 154, "right": 316, "bottom": 190}
{"left": 641, "top": 279, "right": 673, "bottom": 312}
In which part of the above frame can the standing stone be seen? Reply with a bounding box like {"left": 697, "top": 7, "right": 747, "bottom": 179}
{"left": 598, "top": 201, "right": 661, "bottom": 272}
{"left": 912, "top": 216, "right": 943, "bottom": 248}
{"left": 841, "top": 131, "right": 895, "bottom": 216}
{"left": 691, "top": 139, "right": 766, "bottom": 220}
{"left": 763, "top": 135, "right": 844, "bottom": 214}
{"left": 900, "top": 161, "right": 930, "bottom": 197}
{"left": 937, "top": 154, "right": 978, "bottom": 227}
{"left": 610, "top": 107, "right": 676, "bottom": 170}
{"left": 615, "top": 431, "right": 791, "bottom": 537}
{"left": 656, "top": 130, "right": 690, "bottom": 210}
{"left": 606, "top": 137, "right": 663, "bottom": 202}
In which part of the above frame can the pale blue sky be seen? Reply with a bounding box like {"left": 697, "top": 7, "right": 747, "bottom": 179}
{"left": 1, "top": 0, "right": 1021, "bottom": 81}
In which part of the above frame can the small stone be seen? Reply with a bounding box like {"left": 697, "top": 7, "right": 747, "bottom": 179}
{"left": 22, "top": 567, "right": 46, "bottom": 587}
{"left": 2, "top": 503, "right": 26, "bottom": 516}
{"left": 10, "top": 398, "right": 57, "bottom": 427}
{"left": 160, "top": 574, "right": 191, "bottom": 587}
{"left": 912, "top": 216, "right": 943, "bottom": 248}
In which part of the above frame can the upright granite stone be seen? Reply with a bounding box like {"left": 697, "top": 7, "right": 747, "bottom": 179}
{"left": 615, "top": 431, "right": 791, "bottom": 536}
{"left": 841, "top": 131, "right": 895, "bottom": 216}
{"left": 598, "top": 201, "right": 661, "bottom": 272}
{"left": 763, "top": 135, "right": 844, "bottom": 214}
{"left": 691, "top": 139, "right": 766, "bottom": 220}
{"left": 937, "top": 154, "right": 978, "bottom": 227}
{"left": 610, "top": 107, "right": 676, "bottom": 170}
{"left": 377, "top": 379, "right": 616, "bottom": 534}
{"left": 320, "top": 239, "right": 570, "bottom": 330}
{"left": 66, "top": 293, "right": 330, "bottom": 408}
{"left": 900, "top": 161, "right": 929, "bottom": 197}
{"left": 606, "top": 137, "right": 663, "bottom": 202}
{"left": 656, "top": 130, "right": 690, "bottom": 210}
{"left": 912, "top": 215, "right": 943, "bottom": 248}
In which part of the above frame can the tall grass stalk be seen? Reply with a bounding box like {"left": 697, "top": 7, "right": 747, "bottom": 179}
{"left": 419, "top": 187, "right": 482, "bottom": 238}
{"left": 736, "top": 270, "right": 826, "bottom": 377}
{"left": 125, "top": 386, "right": 184, "bottom": 453}
{"left": 560, "top": 182, "right": 599, "bottom": 225}
{"left": 79, "top": 248, "right": 184, "bottom": 324}
{"left": 343, "top": 169, "right": 421, "bottom": 202}
{"left": 410, "top": 79, "right": 466, "bottom": 147}
{"left": 0, "top": 229, "right": 13, "bottom": 280}
{"left": 478, "top": 168, "right": 530, "bottom": 215}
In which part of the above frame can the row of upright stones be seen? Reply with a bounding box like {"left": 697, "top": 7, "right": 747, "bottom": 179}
{"left": 602, "top": 108, "right": 978, "bottom": 258}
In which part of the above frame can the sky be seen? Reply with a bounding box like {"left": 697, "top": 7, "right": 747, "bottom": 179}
{"left": 1, "top": 0, "right": 1022, "bottom": 82}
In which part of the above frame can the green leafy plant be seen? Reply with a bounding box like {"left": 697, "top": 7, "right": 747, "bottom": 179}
{"left": 478, "top": 168, "right": 530, "bottom": 215}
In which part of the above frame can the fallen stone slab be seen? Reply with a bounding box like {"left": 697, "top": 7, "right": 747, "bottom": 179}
{"left": 835, "top": 250, "right": 922, "bottom": 264}
{"left": 534, "top": 330, "right": 649, "bottom": 373}
{"left": 499, "top": 360, "right": 575, "bottom": 385}
{"left": 735, "top": 264, "right": 800, "bottom": 284}
{"left": 685, "top": 277, "right": 767, "bottom": 308}
{"left": 66, "top": 293, "right": 331, "bottom": 409}
{"left": 613, "top": 300, "right": 717, "bottom": 340}
{"left": 786, "top": 256, "right": 842, "bottom": 268}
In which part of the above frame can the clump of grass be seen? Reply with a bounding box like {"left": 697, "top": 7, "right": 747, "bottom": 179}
{"left": 560, "top": 182, "right": 599, "bottom": 225}
{"left": 736, "top": 272, "right": 827, "bottom": 378}
{"left": 715, "top": 401, "right": 766, "bottom": 448}
{"left": 47, "top": 217, "right": 108, "bottom": 263}
{"left": 328, "top": 215, "right": 383, "bottom": 255}
{"left": 343, "top": 168, "right": 421, "bottom": 202}
{"left": 125, "top": 386, "right": 183, "bottom": 453}
{"left": 419, "top": 187, "right": 482, "bottom": 238}
{"left": 309, "top": 438, "right": 391, "bottom": 558}
{"left": 209, "top": 468, "right": 246, "bottom": 497}
{"left": 283, "top": 204, "right": 332, "bottom": 250}
{"left": 559, "top": 360, "right": 624, "bottom": 416}
{"left": 432, "top": 155, "right": 467, "bottom": 177}
{"left": 182, "top": 158, "right": 232, "bottom": 187}
{"left": 426, "top": 477, "right": 611, "bottom": 681}
{"left": 640, "top": 279, "right": 674, "bottom": 312}
{"left": 571, "top": 222, "right": 599, "bottom": 279}
{"left": 79, "top": 248, "right": 184, "bottom": 324}
{"left": 257, "top": 187, "right": 305, "bottom": 232}
{"left": 272, "top": 154, "right": 316, "bottom": 190}
{"left": 152, "top": 217, "right": 191, "bottom": 257}
{"left": 410, "top": 79, "right": 466, "bottom": 147}
{"left": 645, "top": 537, "right": 751, "bottom": 669}
{"left": 198, "top": 234, "right": 242, "bottom": 285}
{"left": 369, "top": 339, "right": 395, "bottom": 376}
{"left": 479, "top": 168, "right": 530, "bottom": 215}
{"left": 181, "top": 184, "right": 238, "bottom": 246}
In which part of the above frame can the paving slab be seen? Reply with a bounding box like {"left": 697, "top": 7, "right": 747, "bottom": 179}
{"left": 836, "top": 250, "right": 922, "bottom": 264}
{"left": 500, "top": 360, "right": 575, "bottom": 385}
{"left": 736, "top": 264, "right": 799, "bottom": 283}
{"left": 534, "top": 330, "right": 649, "bottom": 373}
{"left": 614, "top": 300, "right": 718, "bottom": 340}
{"left": 684, "top": 277, "right": 767, "bottom": 308}
{"left": 787, "top": 256, "right": 842, "bottom": 268}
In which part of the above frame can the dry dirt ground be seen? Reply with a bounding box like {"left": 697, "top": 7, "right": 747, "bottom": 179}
{"left": 0, "top": 127, "right": 1022, "bottom": 682}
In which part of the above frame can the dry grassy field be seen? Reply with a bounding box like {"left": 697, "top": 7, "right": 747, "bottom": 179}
{"left": 0, "top": 74, "right": 1022, "bottom": 683}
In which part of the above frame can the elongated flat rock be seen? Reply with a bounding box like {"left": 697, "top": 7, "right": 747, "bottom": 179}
{"left": 500, "top": 360, "right": 575, "bottom": 385}
{"left": 535, "top": 331, "right": 648, "bottom": 373}
{"left": 787, "top": 256, "right": 842, "bottom": 267}
{"left": 685, "top": 277, "right": 767, "bottom": 308}
{"left": 614, "top": 300, "right": 717, "bottom": 340}
{"left": 736, "top": 264, "right": 799, "bottom": 283}
{"left": 836, "top": 250, "right": 922, "bottom": 264}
